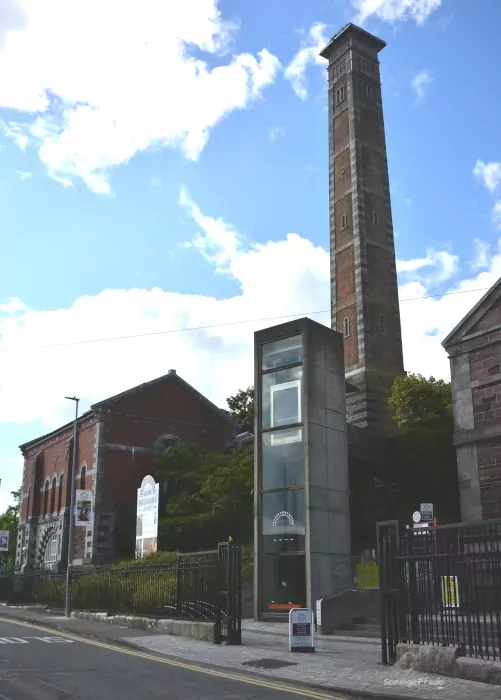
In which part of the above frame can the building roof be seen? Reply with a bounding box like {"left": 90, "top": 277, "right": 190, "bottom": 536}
{"left": 19, "top": 369, "right": 237, "bottom": 453}
{"left": 319, "top": 22, "right": 386, "bottom": 61}
{"left": 19, "top": 410, "right": 94, "bottom": 452}
{"left": 442, "top": 276, "right": 501, "bottom": 348}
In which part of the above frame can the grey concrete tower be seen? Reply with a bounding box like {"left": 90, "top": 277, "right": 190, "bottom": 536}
{"left": 320, "top": 24, "right": 404, "bottom": 434}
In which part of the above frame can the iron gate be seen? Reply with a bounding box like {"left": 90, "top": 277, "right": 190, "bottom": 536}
{"left": 178, "top": 542, "right": 242, "bottom": 645}
{"left": 377, "top": 518, "right": 501, "bottom": 663}
{"left": 0, "top": 542, "right": 242, "bottom": 646}
{"left": 376, "top": 520, "right": 402, "bottom": 664}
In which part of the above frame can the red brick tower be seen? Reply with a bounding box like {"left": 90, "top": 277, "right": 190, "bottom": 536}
{"left": 321, "top": 24, "right": 405, "bottom": 438}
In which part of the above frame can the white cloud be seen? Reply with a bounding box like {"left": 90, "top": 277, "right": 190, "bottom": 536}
{"left": 352, "top": 0, "right": 441, "bottom": 24}
{"left": 16, "top": 170, "right": 32, "bottom": 181}
{"left": 0, "top": 191, "right": 498, "bottom": 440}
{"left": 474, "top": 159, "right": 501, "bottom": 194}
{"left": 285, "top": 23, "right": 328, "bottom": 100}
{"left": 397, "top": 247, "right": 458, "bottom": 283}
{"left": 0, "top": 191, "right": 330, "bottom": 433}
{"left": 473, "top": 159, "right": 501, "bottom": 228}
{"left": 471, "top": 238, "right": 490, "bottom": 270}
{"left": 0, "top": 0, "right": 281, "bottom": 194}
{"left": 268, "top": 125, "right": 286, "bottom": 142}
{"left": 411, "top": 70, "right": 433, "bottom": 102}
{"left": 1, "top": 120, "right": 29, "bottom": 149}
{"left": 494, "top": 201, "right": 501, "bottom": 230}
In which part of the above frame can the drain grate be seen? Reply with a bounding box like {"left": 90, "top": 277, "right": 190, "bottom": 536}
{"left": 243, "top": 658, "right": 298, "bottom": 670}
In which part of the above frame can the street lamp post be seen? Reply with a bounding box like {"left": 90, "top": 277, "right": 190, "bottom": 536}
{"left": 65, "top": 396, "right": 79, "bottom": 618}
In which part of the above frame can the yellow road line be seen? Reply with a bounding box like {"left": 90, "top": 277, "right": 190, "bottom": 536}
{"left": 0, "top": 616, "right": 343, "bottom": 700}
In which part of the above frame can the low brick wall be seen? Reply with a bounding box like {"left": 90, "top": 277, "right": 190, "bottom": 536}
{"left": 72, "top": 612, "right": 214, "bottom": 643}
{"left": 396, "top": 643, "right": 501, "bottom": 685}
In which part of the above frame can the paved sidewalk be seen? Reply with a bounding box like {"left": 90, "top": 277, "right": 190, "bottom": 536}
{"left": 0, "top": 606, "right": 499, "bottom": 700}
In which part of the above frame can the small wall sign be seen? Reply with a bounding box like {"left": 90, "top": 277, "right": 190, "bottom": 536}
{"left": 289, "top": 608, "right": 315, "bottom": 653}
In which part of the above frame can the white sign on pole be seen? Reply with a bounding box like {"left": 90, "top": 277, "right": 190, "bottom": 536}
{"left": 136, "top": 475, "right": 159, "bottom": 558}
{"left": 289, "top": 608, "right": 315, "bottom": 652}
{"left": 75, "top": 491, "right": 93, "bottom": 526}
{"left": 0, "top": 530, "right": 9, "bottom": 552}
{"left": 316, "top": 599, "right": 322, "bottom": 627}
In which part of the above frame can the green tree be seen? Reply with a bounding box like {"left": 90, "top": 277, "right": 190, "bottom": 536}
{"left": 384, "top": 427, "right": 459, "bottom": 525}
{"left": 383, "top": 373, "right": 459, "bottom": 528}
{"left": 0, "top": 490, "right": 21, "bottom": 570}
{"left": 388, "top": 373, "right": 452, "bottom": 430}
{"left": 226, "top": 386, "right": 254, "bottom": 431}
{"left": 154, "top": 443, "right": 253, "bottom": 552}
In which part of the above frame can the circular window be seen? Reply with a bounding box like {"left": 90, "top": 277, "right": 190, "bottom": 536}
{"left": 153, "top": 434, "right": 179, "bottom": 454}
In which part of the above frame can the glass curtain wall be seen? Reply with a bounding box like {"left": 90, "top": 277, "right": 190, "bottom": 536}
{"left": 259, "top": 334, "right": 306, "bottom": 612}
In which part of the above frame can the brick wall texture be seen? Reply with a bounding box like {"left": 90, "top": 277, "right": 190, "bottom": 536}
{"left": 16, "top": 373, "right": 235, "bottom": 571}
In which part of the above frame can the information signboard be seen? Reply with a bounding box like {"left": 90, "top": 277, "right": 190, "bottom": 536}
{"left": 136, "top": 475, "right": 159, "bottom": 558}
{"left": 289, "top": 608, "right": 315, "bottom": 652}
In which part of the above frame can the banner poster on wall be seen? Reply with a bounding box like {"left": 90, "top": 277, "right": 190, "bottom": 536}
{"left": 0, "top": 530, "right": 9, "bottom": 552}
{"left": 136, "top": 475, "right": 159, "bottom": 559}
{"left": 75, "top": 490, "right": 94, "bottom": 526}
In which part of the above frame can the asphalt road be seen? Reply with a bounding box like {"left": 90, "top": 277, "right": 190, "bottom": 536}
{"left": 0, "top": 618, "right": 338, "bottom": 700}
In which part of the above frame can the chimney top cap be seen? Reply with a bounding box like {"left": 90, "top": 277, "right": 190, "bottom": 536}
{"left": 319, "top": 23, "right": 386, "bottom": 61}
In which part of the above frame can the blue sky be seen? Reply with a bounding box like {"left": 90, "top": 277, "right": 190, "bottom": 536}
{"left": 1, "top": 0, "right": 501, "bottom": 509}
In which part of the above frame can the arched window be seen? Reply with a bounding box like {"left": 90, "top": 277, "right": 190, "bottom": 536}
{"left": 26, "top": 486, "right": 31, "bottom": 519}
{"left": 80, "top": 464, "right": 86, "bottom": 490}
{"left": 341, "top": 214, "right": 348, "bottom": 229}
{"left": 50, "top": 477, "right": 57, "bottom": 514}
{"left": 343, "top": 317, "right": 351, "bottom": 338}
{"left": 43, "top": 479, "right": 50, "bottom": 517}
{"left": 58, "top": 474, "right": 64, "bottom": 512}
{"left": 372, "top": 211, "right": 379, "bottom": 226}
{"left": 380, "top": 314, "right": 386, "bottom": 335}
{"left": 44, "top": 534, "right": 58, "bottom": 565}
{"left": 154, "top": 434, "right": 179, "bottom": 454}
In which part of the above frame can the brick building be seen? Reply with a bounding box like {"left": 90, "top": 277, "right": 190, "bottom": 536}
{"left": 320, "top": 24, "right": 405, "bottom": 461}
{"left": 16, "top": 370, "right": 237, "bottom": 571}
{"left": 442, "top": 277, "right": 501, "bottom": 521}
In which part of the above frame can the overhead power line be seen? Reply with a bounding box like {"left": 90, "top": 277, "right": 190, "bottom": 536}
{"left": 0, "top": 285, "right": 491, "bottom": 355}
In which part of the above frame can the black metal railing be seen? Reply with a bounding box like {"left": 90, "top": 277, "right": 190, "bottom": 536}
{"left": 377, "top": 519, "right": 501, "bottom": 663}
{"left": 0, "top": 544, "right": 242, "bottom": 645}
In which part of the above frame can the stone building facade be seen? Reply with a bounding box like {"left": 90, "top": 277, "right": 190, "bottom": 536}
{"left": 16, "top": 370, "right": 237, "bottom": 571}
{"left": 320, "top": 24, "right": 405, "bottom": 446}
{"left": 442, "top": 278, "right": 501, "bottom": 521}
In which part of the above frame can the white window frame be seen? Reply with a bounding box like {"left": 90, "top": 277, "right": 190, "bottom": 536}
{"left": 44, "top": 534, "right": 58, "bottom": 564}
{"left": 270, "top": 380, "right": 301, "bottom": 438}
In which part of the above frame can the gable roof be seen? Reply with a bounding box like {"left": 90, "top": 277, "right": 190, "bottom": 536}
{"left": 19, "top": 410, "right": 94, "bottom": 452}
{"left": 20, "top": 370, "right": 237, "bottom": 453}
{"left": 442, "top": 277, "right": 501, "bottom": 348}
{"left": 91, "top": 369, "right": 237, "bottom": 428}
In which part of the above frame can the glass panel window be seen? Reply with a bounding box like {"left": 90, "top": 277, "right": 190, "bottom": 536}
{"left": 262, "top": 366, "right": 302, "bottom": 429}
{"left": 262, "top": 335, "right": 302, "bottom": 371}
{"left": 262, "top": 490, "right": 305, "bottom": 554}
{"left": 261, "top": 554, "right": 306, "bottom": 613}
{"left": 262, "top": 428, "right": 304, "bottom": 490}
